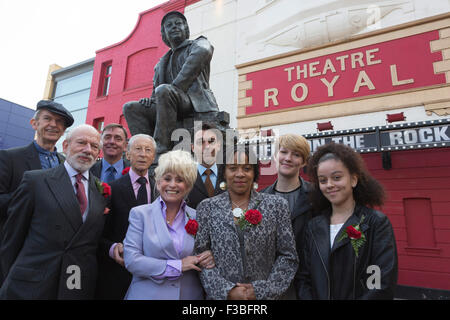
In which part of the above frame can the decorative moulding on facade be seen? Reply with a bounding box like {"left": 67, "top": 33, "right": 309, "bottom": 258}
{"left": 238, "top": 74, "right": 252, "bottom": 117}
{"left": 424, "top": 100, "right": 450, "bottom": 116}
{"left": 235, "top": 13, "right": 450, "bottom": 130}
{"left": 247, "top": 0, "right": 409, "bottom": 51}
{"left": 427, "top": 26, "right": 450, "bottom": 116}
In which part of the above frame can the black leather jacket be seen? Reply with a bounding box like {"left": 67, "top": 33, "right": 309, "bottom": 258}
{"left": 261, "top": 177, "right": 312, "bottom": 249}
{"left": 297, "top": 205, "right": 398, "bottom": 300}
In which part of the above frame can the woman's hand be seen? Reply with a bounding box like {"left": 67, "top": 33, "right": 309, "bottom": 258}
{"left": 197, "top": 250, "right": 215, "bottom": 269}
{"left": 181, "top": 255, "right": 202, "bottom": 272}
{"left": 113, "top": 243, "right": 125, "bottom": 267}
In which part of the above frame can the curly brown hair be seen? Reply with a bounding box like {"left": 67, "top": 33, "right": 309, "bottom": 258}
{"left": 307, "top": 143, "right": 386, "bottom": 212}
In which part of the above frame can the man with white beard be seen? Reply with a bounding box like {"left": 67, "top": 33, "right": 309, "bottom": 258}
{"left": 0, "top": 124, "right": 109, "bottom": 299}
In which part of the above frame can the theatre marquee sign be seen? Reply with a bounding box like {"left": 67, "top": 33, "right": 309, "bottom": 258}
{"left": 236, "top": 15, "right": 450, "bottom": 129}
{"left": 243, "top": 31, "right": 445, "bottom": 115}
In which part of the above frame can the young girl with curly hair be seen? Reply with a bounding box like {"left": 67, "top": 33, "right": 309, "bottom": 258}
{"left": 297, "top": 143, "right": 398, "bottom": 300}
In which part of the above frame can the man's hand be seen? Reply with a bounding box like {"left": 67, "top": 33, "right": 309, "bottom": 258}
{"left": 237, "top": 283, "right": 256, "bottom": 300}
{"left": 113, "top": 243, "right": 125, "bottom": 267}
{"left": 139, "top": 98, "right": 152, "bottom": 107}
{"left": 227, "top": 286, "right": 248, "bottom": 300}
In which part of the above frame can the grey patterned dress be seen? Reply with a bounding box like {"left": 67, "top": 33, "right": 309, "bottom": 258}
{"left": 194, "top": 190, "right": 299, "bottom": 300}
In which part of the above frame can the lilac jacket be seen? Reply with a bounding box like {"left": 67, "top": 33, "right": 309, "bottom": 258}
{"left": 123, "top": 200, "right": 204, "bottom": 300}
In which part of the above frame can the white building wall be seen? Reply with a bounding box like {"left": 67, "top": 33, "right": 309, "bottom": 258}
{"left": 185, "top": 0, "right": 450, "bottom": 132}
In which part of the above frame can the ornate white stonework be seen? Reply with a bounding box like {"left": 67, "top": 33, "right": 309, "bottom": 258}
{"left": 247, "top": 0, "right": 411, "bottom": 49}
{"left": 185, "top": 0, "right": 450, "bottom": 128}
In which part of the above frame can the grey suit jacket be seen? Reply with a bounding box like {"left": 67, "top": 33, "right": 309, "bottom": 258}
{"left": 0, "top": 164, "right": 107, "bottom": 299}
{"left": 194, "top": 191, "right": 299, "bottom": 300}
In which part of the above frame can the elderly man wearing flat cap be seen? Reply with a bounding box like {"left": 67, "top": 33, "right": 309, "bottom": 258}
{"left": 0, "top": 100, "right": 73, "bottom": 270}
{"left": 123, "top": 11, "right": 219, "bottom": 160}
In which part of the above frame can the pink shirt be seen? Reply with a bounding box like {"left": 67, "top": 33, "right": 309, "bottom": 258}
{"left": 129, "top": 168, "right": 151, "bottom": 204}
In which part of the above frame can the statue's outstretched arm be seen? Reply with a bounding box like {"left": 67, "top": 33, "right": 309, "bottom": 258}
{"left": 172, "top": 36, "right": 213, "bottom": 92}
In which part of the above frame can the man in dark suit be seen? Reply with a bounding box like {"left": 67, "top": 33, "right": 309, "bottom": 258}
{"left": 90, "top": 123, "right": 130, "bottom": 182}
{"left": 123, "top": 11, "right": 219, "bottom": 157}
{"left": 0, "top": 100, "right": 73, "bottom": 250}
{"left": 0, "top": 124, "right": 107, "bottom": 299}
{"left": 96, "top": 134, "right": 157, "bottom": 300}
{"left": 186, "top": 123, "right": 224, "bottom": 209}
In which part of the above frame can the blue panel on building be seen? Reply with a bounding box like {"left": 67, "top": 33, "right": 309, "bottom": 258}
{"left": 0, "top": 101, "right": 12, "bottom": 113}
{"left": 0, "top": 98, "right": 35, "bottom": 149}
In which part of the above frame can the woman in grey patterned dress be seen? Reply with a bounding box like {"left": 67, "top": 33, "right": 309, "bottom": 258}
{"left": 194, "top": 145, "right": 298, "bottom": 300}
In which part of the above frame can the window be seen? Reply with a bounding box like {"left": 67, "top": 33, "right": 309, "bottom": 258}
{"left": 93, "top": 117, "right": 104, "bottom": 132}
{"left": 98, "top": 62, "right": 112, "bottom": 97}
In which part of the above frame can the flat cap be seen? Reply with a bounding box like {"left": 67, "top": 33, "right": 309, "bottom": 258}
{"left": 36, "top": 100, "right": 74, "bottom": 128}
{"left": 161, "top": 11, "right": 187, "bottom": 27}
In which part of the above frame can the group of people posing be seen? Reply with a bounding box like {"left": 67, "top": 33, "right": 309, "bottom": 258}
{"left": 0, "top": 99, "right": 398, "bottom": 300}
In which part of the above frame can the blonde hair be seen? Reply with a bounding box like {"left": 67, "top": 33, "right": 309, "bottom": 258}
{"left": 154, "top": 150, "right": 197, "bottom": 189}
{"left": 275, "top": 134, "right": 310, "bottom": 163}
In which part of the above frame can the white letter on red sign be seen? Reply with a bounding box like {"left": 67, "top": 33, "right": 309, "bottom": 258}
{"left": 264, "top": 88, "right": 279, "bottom": 108}
{"left": 320, "top": 75, "right": 340, "bottom": 97}
{"left": 291, "top": 83, "right": 308, "bottom": 102}
{"left": 353, "top": 71, "right": 376, "bottom": 93}
{"left": 390, "top": 64, "right": 414, "bottom": 86}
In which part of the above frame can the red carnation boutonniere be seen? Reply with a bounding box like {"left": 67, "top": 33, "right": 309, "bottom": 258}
{"left": 95, "top": 180, "right": 111, "bottom": 198}
{"left": 337, "top": 215, "right": 366, "bottom": 257}
{"left": 185, "top": 212, "right": 198, "bottom": 237}
{"left": 122, "top": 167, "right": 130, "bottom": 175}
{"left": 233, "top": 201, "right": 262, "bottom": 230}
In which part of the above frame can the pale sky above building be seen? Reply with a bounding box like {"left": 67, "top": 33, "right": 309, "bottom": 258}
{"left": 0, "top": 0, "right": 166, "bottom": 109}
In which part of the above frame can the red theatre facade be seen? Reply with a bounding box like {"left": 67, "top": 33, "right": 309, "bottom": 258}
{"left": 85, "top": 0, "right": 450, "bottom": 296}
{"left": 239, "top": 14, "right": 450, "bottom": 296}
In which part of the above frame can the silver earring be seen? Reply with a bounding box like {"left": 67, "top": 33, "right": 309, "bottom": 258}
{"left": 253, "top": 182, "right": 258, "bottom": 190}
{"left": 219, "top": 182, "right": 227, "bottom": 190}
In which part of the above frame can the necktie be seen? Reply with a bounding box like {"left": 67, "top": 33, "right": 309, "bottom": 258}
{"left": 75, "top": 173, "right": 87, "bottom": 216}
{"left": 105, "top": 166, "right": 116, "bottom": 183}
{"left": 204, "top": 169, "right": 215, "bottom": 198}
{"left": 136, "top": 176, "right": 148, "bottom": 205}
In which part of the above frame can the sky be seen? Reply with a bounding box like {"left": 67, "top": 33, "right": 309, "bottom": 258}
{"left": 0, "top": 0, "right": 167, "bottom": 109}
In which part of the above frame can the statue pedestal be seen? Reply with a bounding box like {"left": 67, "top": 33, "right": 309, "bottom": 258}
{"left": 177, "top": 110, "right": 230, "bottom": 133}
